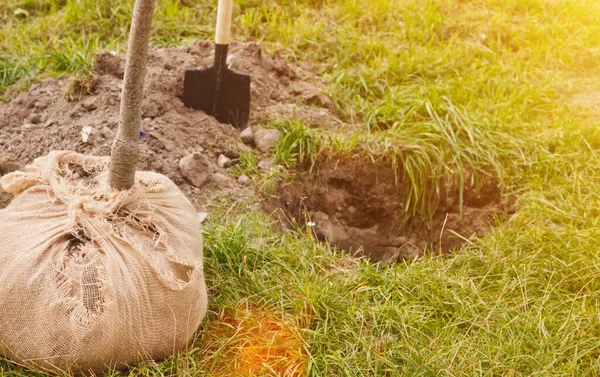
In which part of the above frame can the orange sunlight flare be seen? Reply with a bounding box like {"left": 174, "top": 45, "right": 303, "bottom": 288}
{"left": 203, "top": 305, "right": 309, "bottom": 376}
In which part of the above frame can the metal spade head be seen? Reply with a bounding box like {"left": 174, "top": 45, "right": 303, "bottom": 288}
{"left": 183, "top": 44, "right": 251, "bottom": 129}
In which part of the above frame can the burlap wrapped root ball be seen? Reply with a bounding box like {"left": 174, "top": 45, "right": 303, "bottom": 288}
{"left": 0, "top": 151, "right": 208, "bottom": 374}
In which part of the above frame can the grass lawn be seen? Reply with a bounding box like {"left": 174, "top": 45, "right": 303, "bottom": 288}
{"left": 2, "top": 0, "right": 600, "bottom": 375}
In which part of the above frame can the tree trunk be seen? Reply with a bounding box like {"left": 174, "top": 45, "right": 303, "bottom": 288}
{"left": 109, "top": 0, "right": 156, "bottom": 190}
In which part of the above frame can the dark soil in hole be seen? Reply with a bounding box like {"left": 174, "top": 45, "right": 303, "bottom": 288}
{"left": 265, "top": 159, "right": 513, "bottom": 262}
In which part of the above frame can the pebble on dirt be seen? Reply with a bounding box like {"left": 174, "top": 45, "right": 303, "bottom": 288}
{"left": 179, "top": 152, "right": 213, "bottom": 187}
{"left": 217, "top": 154, "right": 232, "bottom": 168}
{"left": 236, "top": 142, "right": 253, "bottom": 154}
{"left": 240, "top": 127, "right": 255, "bottom": 145}
{"left": 212, "top": 173, "right": 230, "bottom": 184}
{"left": 100, "top": 126, "right": 114, "bottom": 139}
{"left": 254, "top": 128, "right": 283, "bottom": 153}
{"left": 238, "top": 174, "right": 250, "bottom": 185}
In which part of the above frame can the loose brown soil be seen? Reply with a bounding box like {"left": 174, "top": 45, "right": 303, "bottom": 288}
{"left": 0, "top": 41, "right": 337, "bottom": 209}
{"left": 0, "top": 41, "right": 509, "bottom": 262}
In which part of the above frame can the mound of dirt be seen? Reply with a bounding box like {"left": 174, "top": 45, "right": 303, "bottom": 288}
{"left": 0, "top": 41, "right": 339, "bottom": 209}
{"left": 266, "top": 159, "right": 512, "bottom": 262}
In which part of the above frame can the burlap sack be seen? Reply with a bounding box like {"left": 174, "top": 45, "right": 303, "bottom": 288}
{"left": 0, "top": 151, "right": 208, "bottom": 374}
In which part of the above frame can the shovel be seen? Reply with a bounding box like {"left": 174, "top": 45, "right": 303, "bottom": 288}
{"left": 183, "top": 0, "right": 251, "bottom": 129}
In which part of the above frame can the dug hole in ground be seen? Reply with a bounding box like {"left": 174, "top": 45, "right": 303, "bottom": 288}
{"left": 0, "top": 41, "right": 511, "bottom": 265}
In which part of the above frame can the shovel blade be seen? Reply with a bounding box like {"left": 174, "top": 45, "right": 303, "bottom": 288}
{"left": 183, "top": 66, "right": 251, "bottom": 129}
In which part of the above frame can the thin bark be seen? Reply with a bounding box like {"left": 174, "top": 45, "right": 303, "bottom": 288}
{"left": 109, "top": 0, "right": 156, "bottom": 190}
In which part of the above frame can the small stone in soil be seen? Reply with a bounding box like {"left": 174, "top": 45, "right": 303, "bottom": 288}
{"left": 240, "top": 127, "right": 255, "bottom": 145}
{"left": 212, "top": 173, "right": 230, "bottom": 184}
{"left": 238, "top": 175, "right": 250, "bottom": 185}
{"left": 217, "top": 154, "right": 232, "bottom": 168}
{"left": 237, "top": 142, "right": 253, "bottom": 154}
{"left": 100, "top": 126, "right": 114, "bottom": 139}
{"left": 254, "top": 128, "right": 283, "bottom": 153}
{"left": 179, "top": 152, "right": 212, "bottom": 187}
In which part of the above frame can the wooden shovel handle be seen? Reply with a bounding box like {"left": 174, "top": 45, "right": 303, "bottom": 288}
{"left": 215, "top": 0, "right": 233, "bottom": 45}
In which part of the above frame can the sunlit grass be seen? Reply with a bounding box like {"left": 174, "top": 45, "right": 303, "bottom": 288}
{"left": 272, "top": 119, "right": 322, "bottom": 169}
{"left": 201, "top": 304, "right": 308, "bottom": 376}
